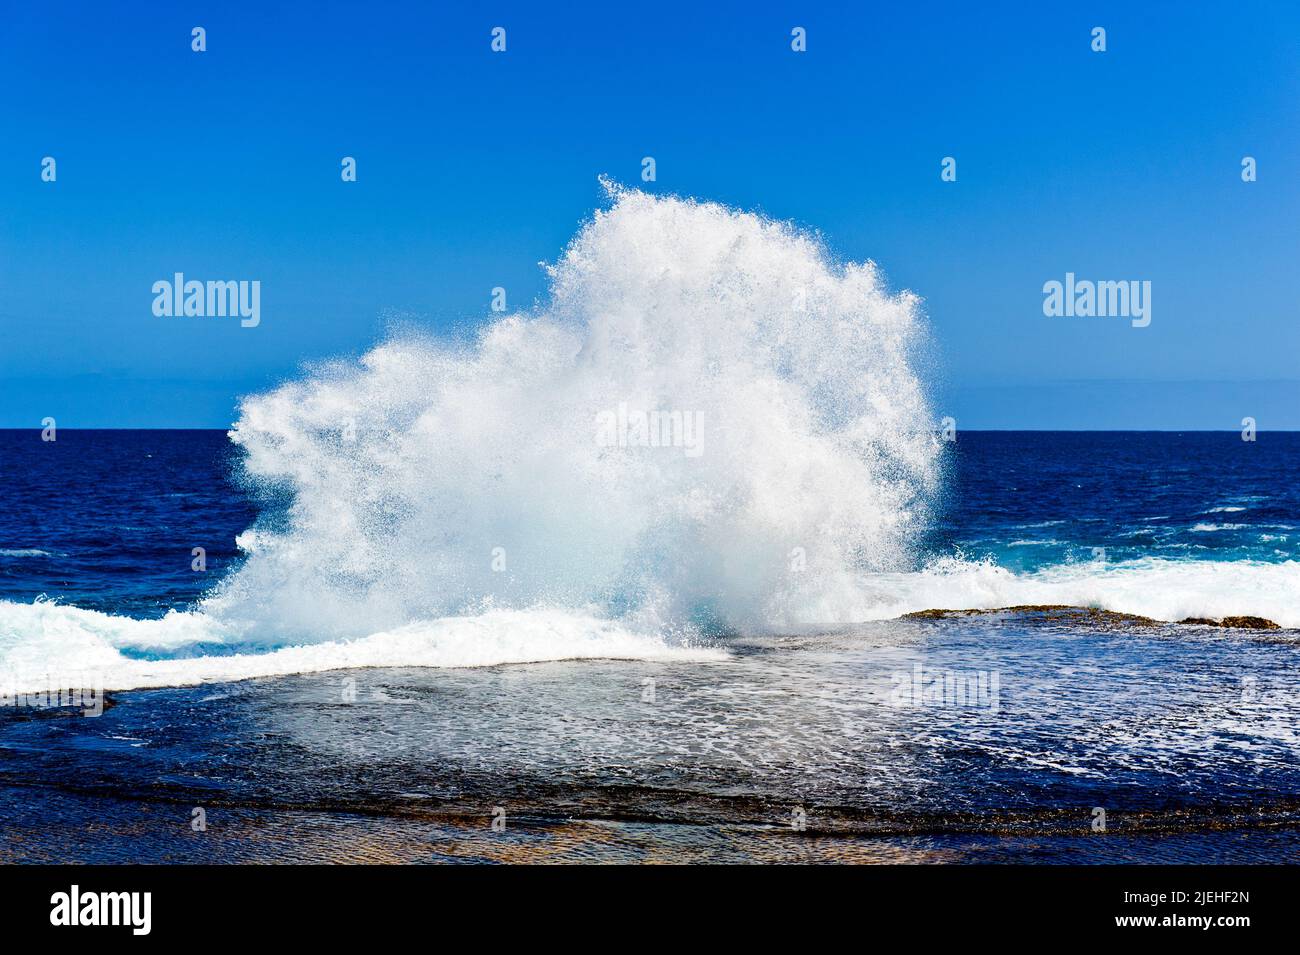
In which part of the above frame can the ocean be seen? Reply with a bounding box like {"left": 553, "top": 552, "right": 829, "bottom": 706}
{"left": 2, "top": 429, "right": 1298, "bottom": 863}
{"left": 2, "top": 190, "right": 1298, "bottom": 863}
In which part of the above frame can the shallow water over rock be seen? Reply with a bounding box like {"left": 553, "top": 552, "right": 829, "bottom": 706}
{"left": 3, "top": 611, "right": 1298, "bottom": 862}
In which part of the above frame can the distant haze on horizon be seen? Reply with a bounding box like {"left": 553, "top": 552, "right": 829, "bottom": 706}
{"left": 5, "top": 377, "right": 1300, "bottom": 432}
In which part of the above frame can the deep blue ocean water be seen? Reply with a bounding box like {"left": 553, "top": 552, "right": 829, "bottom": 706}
{"left": 934, "top": 431, "right": 1300, "bottom": 571}
{"left": 3, "top": 430, "right": 1298, "bottom": 614}
{"left": 0, "top": 430, "right": 255, "bottom": 616}
{"left": 2, "top": 429, "right": 1299, "bottom": 863}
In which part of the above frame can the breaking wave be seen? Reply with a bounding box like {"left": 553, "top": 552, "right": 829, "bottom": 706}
{"left": 4, "top": 185, "right": 1293, "bottom": 694}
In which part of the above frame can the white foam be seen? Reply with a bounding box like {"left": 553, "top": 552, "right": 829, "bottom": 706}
{"left": 6, "top": 187, "right": 1295, "bottom": 694}
{"left": 4, "top": 186, "right": 942, "bottom": 691}
{"left": 4, "top": 557, "right": 1297, "bottom": 692}
{"left": 0, "top": 600, "right": 724, "bottom": 693}
{"left": 212, "top": 183, "right": 939, "bottom": 638}
{"left": 835, "top": 557, "right": 1300, "bottom": 629}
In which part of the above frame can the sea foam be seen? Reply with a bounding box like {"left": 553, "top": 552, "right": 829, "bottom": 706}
{"left": 2, "top": 185, "right": 939, "bottom": 689}
{"left": 208, "top": 182, "right": 939, "bottom": 640}
{"left": 4, "top": 186, "right": 1294, "bottom": 694}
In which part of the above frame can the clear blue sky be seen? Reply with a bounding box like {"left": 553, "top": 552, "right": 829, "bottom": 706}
{"left": 2, "top": 1, "right": 1297, "bottom": 428}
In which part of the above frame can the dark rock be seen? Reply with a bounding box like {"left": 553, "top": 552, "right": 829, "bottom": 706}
{"left": 1178, "top": 616, "right": 1280, "bottom": 630}
{"left": 1219, "top": 616, "right": 1281, "bottom": 630}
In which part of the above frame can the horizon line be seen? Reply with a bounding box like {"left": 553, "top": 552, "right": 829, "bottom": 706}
{"left": 2, "top": 427, "right": 1296, "bottom": 434}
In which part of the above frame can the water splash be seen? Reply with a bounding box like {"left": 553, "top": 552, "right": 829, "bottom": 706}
{"left": 209, "top": 183, "right": 940, "bottom": 640}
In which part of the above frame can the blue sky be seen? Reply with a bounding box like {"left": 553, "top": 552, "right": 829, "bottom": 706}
{"left": 1, "top": 0, "right": 1297, "bottom": 428}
